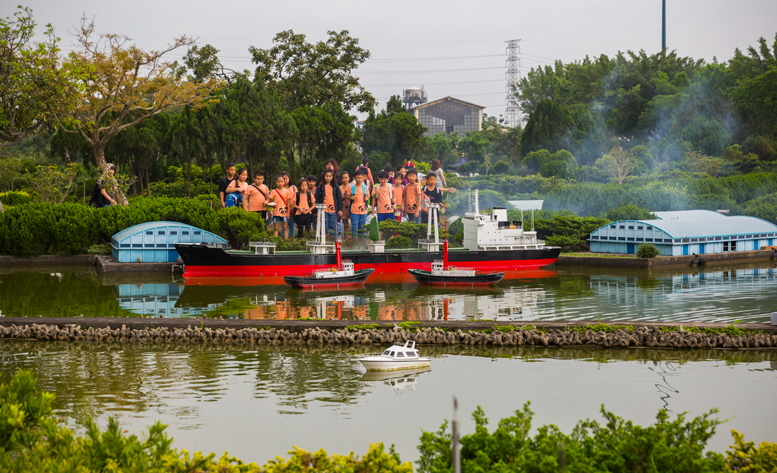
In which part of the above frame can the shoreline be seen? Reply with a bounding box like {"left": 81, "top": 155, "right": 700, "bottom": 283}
{"left": 1, "top": 318, "right": 775, "bottom": 349}
{"left": 1, "top": 248, "right": 774, "bottom": 273}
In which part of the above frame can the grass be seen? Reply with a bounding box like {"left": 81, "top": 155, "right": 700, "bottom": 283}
{"left": 87, "top": 243, "right": 111, "bottom": 255}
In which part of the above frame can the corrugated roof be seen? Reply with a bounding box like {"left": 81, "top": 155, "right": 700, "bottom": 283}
{"left": 412, "top": 96, "right": 485, "bottom": 110}
{"left": 111, "top": 221, "right": 226, "bottom": 244}
{"left": 612, "top": 210, "right": 777, "bottom": 239}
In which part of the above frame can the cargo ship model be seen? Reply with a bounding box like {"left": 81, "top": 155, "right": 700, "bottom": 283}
{"left": 176, "top": 191, "right": 560, "bottom": 279}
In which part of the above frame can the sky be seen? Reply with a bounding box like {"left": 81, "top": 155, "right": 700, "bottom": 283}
{"left": 7, "top": 0, "right": 777, "bottom": 122}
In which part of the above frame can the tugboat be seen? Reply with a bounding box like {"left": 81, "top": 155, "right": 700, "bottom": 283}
{"left": 284, "top": 242, "right": 374, "bottom": 289}
{"left": 357, "top": 340, "right": 431, "bottom": 372}
{"left": 409, "top": 222, "right": 504, "bottom": 286}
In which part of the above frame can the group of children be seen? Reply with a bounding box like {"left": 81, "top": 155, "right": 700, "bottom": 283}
{"left": 219, "top": 161, "right": 456, "bottom": 241}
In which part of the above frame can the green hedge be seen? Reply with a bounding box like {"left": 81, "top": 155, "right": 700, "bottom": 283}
{"left": 0, "top": 198, "right": 266, "bottom": 257}
{"left": 0, "top": 191, "right": 32, "bottom": 206}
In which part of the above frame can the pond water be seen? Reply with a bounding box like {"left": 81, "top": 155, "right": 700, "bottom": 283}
{"left": 0, "top": 342, "right": 774, "bottom": 464}
{"left": 1, "top": 261, "right": 775, "bottom": 323}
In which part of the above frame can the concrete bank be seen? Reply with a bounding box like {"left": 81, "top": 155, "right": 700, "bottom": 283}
{"left": 555, "top": 249, "right": 777, "bottom": 269}
{"left": 1, "top": 318, "right": 775, "bottom": 349}
{"left": 0, "top": 254, "right": 181, "bottom": 274}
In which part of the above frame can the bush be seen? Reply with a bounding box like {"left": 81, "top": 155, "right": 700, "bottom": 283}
{"left": 0, "top": 191, "right": 32, "bottom": 206}
{"left": 0, "top": 198, "right": 268, "bottom": 256}
{"left": 636, "top": 243, "right": 660, "bottom": 258}
{"left": 378, "top": 220, "right": 427, "bottom": 242}
{"left": 605, "top": 204, "right": 657, "bottom": 221}
{"left": 0, "top": 369, "right": 412, "bottom": 472}
{"left": 386, "top": 235, "right": 412, "bottom": 249}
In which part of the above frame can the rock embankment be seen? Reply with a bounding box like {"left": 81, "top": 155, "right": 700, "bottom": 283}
{"left": 1, "top": 324, "right": 775, "bottom": 349}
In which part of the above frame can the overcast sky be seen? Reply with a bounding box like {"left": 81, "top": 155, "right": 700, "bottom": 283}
{"left": 7, "top": 0, "right": 777, "bottom": 121}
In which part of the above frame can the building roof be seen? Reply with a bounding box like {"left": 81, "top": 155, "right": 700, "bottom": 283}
{"left": 601, "top": 210, "right": 777, "bottom": 239}
{"left": 412, "top": 96, "right": 485, "bottom": 111}
{"left": 111, "top": 221, "right": 227, "bottom": 244}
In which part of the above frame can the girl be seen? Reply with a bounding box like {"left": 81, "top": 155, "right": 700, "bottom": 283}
{"left": 428, "top": 159, "right": 447, "bottom": 188}
{"left": 293, "top": 178, "right": 315, "bottom": 237}
{"left": 317, "top": 159, "right": 341, "bottom": 187}
{"left": 282, "top": 172, "right": 297, "bottom": 237}
{"left": 269, "top": 175, "right": 293, "bottom": 240}
{"left": 355, "top": 157, "right": 374, "bottom": 189}
{"left": 392, "top": 176, "right": 404, "bottom": 221}
{"left": 225, "top": 168, "right": 249, "bottom": 207}
{"left": 339, "top": 171, "right": 350, "bottom": 236}
{"left": 314, "top": 169, "right": 343, "bottom": 238}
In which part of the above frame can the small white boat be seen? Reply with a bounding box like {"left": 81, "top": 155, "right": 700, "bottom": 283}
{"left": 357, "top": 340, "right": 431, "bottom": 372}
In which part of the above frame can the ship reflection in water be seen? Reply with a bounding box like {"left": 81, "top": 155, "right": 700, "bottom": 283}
{"left": 359, "top": 368, "right": 431, "bottom": 392}
{"left": 108, "top": 264, "right": 775, "bottom": 324}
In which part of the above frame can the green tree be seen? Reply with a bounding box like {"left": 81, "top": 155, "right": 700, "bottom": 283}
{"left": 520, "top": 98, "right": 575, "bottom": 155}
{"left": 361, "top": 96, "right": 427, "bottom": 166}
{"left": 250, "top": 29, "right": 375, "bottom": 113}
{"left": 292, "top": 102, "right": 357, "bottom": 175}
{"left": 0, "top": 7, "right": 81, "bottom": 146}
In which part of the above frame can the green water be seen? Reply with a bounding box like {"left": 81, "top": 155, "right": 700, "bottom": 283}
{"left": 0, "top": 341, "right": 774, "bottom": 464}
{"left": 1, "top": 261, "right": 775, "bottom": 323}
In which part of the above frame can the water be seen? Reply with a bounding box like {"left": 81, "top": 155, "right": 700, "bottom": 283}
{"left": 1, "top": 261, "right": 775, "bottom": 464}
{"left": 0, "top": 341, "right": 774, "bottom": 464}
{"left": 1, "top": 261, "right": 775, "bottom": 323}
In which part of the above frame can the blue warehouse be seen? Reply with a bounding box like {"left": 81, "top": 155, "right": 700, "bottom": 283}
{"left": 111, "top": 221, "right": 227, "bottom": 263}
{"left": 589, "top": 210, "right": 777, "bottom": 256}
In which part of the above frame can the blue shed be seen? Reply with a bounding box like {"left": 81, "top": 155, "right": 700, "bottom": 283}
{"left": 588, "top": 210, "right": 777, "bottom": 256}
{"left": 111, "top": 221, "right": 227, "bottom": 263}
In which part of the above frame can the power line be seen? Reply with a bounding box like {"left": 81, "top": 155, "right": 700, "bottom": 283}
{"left": 362, "top": 79, "right": 505, "bottom": 87}
{"left": 355, "top": 66, "right": 507, "bottom": 75}
{"left": 368, "top": 54, "right": 506, "bottom": 62}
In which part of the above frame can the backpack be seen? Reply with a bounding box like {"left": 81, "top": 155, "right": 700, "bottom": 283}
{"left": 350, "top": 182, "right": 368, "bottom": 212}
{"left": 296, "top": 191, "right": 313, "bottom": 208}
{"left": 225, "top": 191, "right": 242, "bottom": 208}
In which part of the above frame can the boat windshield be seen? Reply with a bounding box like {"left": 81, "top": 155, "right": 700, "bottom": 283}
{"left": 382, "top": 350, "right": 391, "bottom": 356}
{"left": 389, "top": 351, "right": 395, "bottom": 357}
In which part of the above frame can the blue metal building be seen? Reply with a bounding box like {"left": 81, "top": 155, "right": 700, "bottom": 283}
{"left": 111, "top": 221, "right": 227, "bottom": 263}
{"left": 589, "top": 210, "right": 777, "bottom": 256}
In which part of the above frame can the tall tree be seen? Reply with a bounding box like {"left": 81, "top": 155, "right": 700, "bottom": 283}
{"left": 292, "top": 102, "right": 356, "bottom": 175}
{"left": 0, "top": 7, "right": 81, "bottom": 146}
{"left": 249, "top": 30, "right": 375, "bottom": 113}
{"left": 360, "top": 96, "right": 426, "bottom": 167}
{"left": 519, "top": 98, "right": 575, "bottom": 156}
{"left": 57, "top": 15, "right": 217, "bottom": 205}
{"left": 597, "top": 145, "right": 636, "bottom": 184}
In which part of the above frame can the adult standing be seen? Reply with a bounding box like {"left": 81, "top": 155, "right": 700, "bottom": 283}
{"left": 89, "top": 163, "right": 117, "bottom": 208}
{"left": 317, "top": 159, "right": 341, "bottom": 187}
{"left": 427, "top": 159, "right": 446, "bottom": 188}
{"left": 218, "top": 162, "right": 237, "bottom": 208}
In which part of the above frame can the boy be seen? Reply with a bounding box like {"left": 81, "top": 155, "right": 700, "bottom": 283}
{"left": 307, "top": 175, "right": 317, "bottom": 230}
{"left": 243, "top": 170, "right": 270, "bottom": 222}
{"left": 420, "top": 174, "right": 456, "bottom": 224}
{"left": 268, "top": 175, "right": 293, "bottom": 240}
{"left": 346, "top": 168, "right": 370, "bottom": 237}
{"left": 339, "top": 171, "right": 350, "bottom": 236}
{"left": 392, "top": 177, "right": 404, "bottom": 221}
{"left": 403, "top": 168, "right": 423, "bottom": 224}
{"left": 218, "top": 162, "right": 236, "bottom": 208}
{"left": 372, "top": 170, "right": 394, "bottom": 223}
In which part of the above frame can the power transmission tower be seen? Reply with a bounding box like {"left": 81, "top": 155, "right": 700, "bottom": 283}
{"left": 504, "top": 39, "right": 521, "bottom": 128}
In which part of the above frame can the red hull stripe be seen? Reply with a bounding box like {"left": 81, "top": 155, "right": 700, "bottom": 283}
{"left": 183, "top": 258, "right": 558, "bottom": 278}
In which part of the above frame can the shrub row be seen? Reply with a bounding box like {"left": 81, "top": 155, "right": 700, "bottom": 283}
{"left": 0, "top": 198, "right": 266, "bottom": 257}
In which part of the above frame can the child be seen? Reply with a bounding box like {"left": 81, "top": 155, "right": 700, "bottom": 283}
{"left": 372, "top": 170, "right": 394, "bottom": 223}
{"left": 293, "top": 178, "right": 315, "bottom": 237}
{"left": 403, "top": 168, "right": 423, "bottom": 224}
{"left": 225, "top": 168, "right": 249, "bottom": 207}
{"left": 392, "top": 177, "right": 404, "bottom": 221}
{"left": 346, "top": 168, "right": 370, "bottom": 237}
{"left": 282, "top": 172, "right": 297, "bottom": 237}
{"left": 243, "top": 170, "right": 270, "bottom": 222}
{"left": 314, "top": 169, "right": 343, "bottom": 238}
{"left": 307, "top": 175, "right": 318, "bottom": 230}
{"left": 420, "top": 174, "right": 456, "bottom": 224}
{"left": 269, "top": 175, "right": 293, "bottom": 240}
{"left": 339, "top": 171, "right": 350, "bottom": 236}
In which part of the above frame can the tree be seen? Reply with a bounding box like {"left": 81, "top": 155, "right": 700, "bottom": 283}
{"left": 57, "top": 16, "right": 217, "bottom": 205}
{"left": 520, "top": 98, "right": 575, "bottom": 156}
{"left": 597, "top": 145, "right": 636, "bottom": 184}
{"left": 292, "top": 102, "right": 356, "bottom": 175}
{"left": 250, "top": 30, "right": 375, "bottom": 113}
{"left": 0, "top": 7, "right": 81, "bottom": 146}
{"left": 361, "top": 96, "right": 426, "bottom": 166}
{"left": 26, "top": 163, "right": 77, "bottom": 204}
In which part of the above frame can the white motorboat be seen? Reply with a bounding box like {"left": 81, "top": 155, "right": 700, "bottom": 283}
{"left": 357, "top": 340, "right": 431, "bottom": 372}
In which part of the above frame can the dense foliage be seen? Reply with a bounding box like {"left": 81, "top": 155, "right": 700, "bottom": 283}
{"left": 636, "top": 243, "right": 660, "bottom": 258}
{"left": 0, "top": 198, "right": 267, "bottom": 256}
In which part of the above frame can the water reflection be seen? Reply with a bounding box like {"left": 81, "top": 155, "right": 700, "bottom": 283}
{"left": 0, "top": 262, "right": 775, "bottom": 323}
{"left": 360, "top": 368, "right": 431, "bottom": 392}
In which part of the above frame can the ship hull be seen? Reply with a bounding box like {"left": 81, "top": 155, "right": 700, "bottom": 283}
{"left": 408, "top": 269, "right": 504, "bottom": 286}
{"left": 284, "top": 269, "right": 375, "bottom": 289}
{"left": 175, "top": 244, "right": 560, "bottom": 278}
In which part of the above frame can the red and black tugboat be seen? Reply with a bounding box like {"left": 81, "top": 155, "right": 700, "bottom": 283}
{"left": 284, "top": 242, "right": 375, "bottom": 289}
{"left": 175, "top": 193, "right": 560, "bottom": 279}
